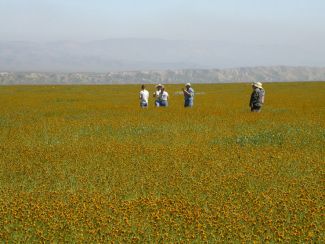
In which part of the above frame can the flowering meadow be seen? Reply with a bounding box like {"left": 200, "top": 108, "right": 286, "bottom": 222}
{"left": 0, "top": 82, "right": 324, "bottom": 242}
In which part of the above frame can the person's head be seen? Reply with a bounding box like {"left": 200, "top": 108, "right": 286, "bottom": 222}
{"left": 156, "top": 84, "right": 162, "bottom": 90}
{"left": 185, "top": 83, "right": 191, "bottom": 89}
{"left": 141, "top": 84, "right": 145, "bottom": 90}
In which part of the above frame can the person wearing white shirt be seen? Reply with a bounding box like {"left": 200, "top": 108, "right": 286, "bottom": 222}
{"left": 153, "top": 84, "right": 162, "bottom": 107}
{"left": 139, "top": 85, "right": 149, "bottom": 108}
{"left": 158, "top": 86, "right": 169, "bottom": 107}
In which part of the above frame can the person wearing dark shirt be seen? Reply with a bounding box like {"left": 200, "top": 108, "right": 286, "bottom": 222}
{"left": 250, "top": 82, "right": 265, "bottom": 112}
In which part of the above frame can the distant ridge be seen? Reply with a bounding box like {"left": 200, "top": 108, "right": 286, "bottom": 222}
{"left": 1, "top": 39, "right": 324, "bottom": 84}
{"left": 1, "top": 66, "right": 325, "bottom": 84}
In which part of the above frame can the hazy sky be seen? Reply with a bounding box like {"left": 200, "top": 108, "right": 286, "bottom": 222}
{"left": 0, "top": 0, "right": 324, "bottom": 45}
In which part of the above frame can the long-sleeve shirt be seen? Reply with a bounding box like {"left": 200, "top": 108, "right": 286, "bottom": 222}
{"left": 184, "top": 87, "right": 194, "bottom": 100}
{"left": 250, "top": 88, "right": 265, "bottom": 107}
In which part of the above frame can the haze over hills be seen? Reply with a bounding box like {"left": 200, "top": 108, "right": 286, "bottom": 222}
{"left": 1, "top": 38, "right": 324, "bottom": 72}
{"left": 0, "top": 39, "right": 324, "bottom": 84}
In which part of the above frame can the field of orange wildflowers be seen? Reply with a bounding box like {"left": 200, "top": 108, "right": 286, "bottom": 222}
{"left": 0, "top": 82, "right": 324, "bottom": 242}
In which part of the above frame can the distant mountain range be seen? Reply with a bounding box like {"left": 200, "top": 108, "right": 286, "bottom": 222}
{"left": 1, "top": 66, "right": 325, "bottom": 85}
{"left": 0, "top": 39, "right": 324, "bottom": 84}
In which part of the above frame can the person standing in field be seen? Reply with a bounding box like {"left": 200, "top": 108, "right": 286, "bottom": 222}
{"left": 249, "top": 82, "right": 265, "bottom": 112}
{"left": 158, "top": 86, "right": 169, "bottom": 107}
{"left": 153, "top": 84, "right": 162, "bottom": 107}
{"left": 182, "top": 83, "right": 194, "bottom": 107}
{"left": 139, "top": 84, "right": 149, "bottom": 108}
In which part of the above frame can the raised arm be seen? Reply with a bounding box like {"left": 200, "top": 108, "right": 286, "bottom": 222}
{"left": 183, "top": 89, "right": 190, "bottom": 96}
{"left": 182, "top": 88, "right": 191, "bottom": 96}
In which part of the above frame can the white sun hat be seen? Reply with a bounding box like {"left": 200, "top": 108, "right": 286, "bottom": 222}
{"left": 156, "top": 83, "right": 162, "bottom": 87}
{"left": 252, "top": 82, "right": 263, "bottom": 89}
{"left": 185, "top": 83, "right": 191, "bottom": 87}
